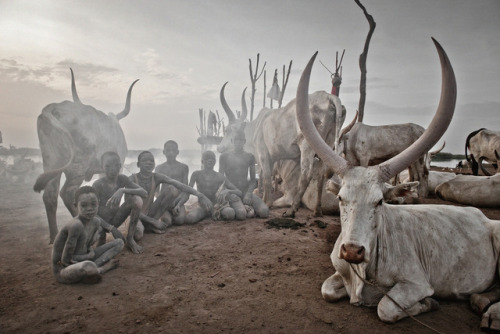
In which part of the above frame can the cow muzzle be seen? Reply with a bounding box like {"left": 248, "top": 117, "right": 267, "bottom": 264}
{"left": 340, "top": 243, "right": 365, "bottom": 264}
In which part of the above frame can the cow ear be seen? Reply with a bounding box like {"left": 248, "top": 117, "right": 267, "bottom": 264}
{"left": 383, "top": 181, "right": 419, "bottom": 199}
{"left": 325, "top": 178, "right": 341, "bottom": 195}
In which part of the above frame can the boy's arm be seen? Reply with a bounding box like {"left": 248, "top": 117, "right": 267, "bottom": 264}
{"left": 156, "top": 173, "right": 209, "bottom": 201}
{"left": 223, "top": 178, "right": 243, "bottom": 198}
{"left": 107, "top": 176, "right": 147, "bottom": 207}
{"left": 98, "top": 217, "right": 125, "bottom": 242}
{"left": 60, "top": 223, "right": 82, "bottom": 266}
{"left": 122, "top": 176, "right": 148, "bottom": 197}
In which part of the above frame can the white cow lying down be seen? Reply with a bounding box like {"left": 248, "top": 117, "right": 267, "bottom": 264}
{"left": 296, "top": 40, "right": 500, "bottom": 330}
{"left": 436, "top": 174, "right": 500, "bottom": 207}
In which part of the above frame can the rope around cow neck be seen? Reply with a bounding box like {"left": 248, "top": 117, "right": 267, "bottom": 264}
{"left": 349, "top": 264, "right": 445, "bottom": 334}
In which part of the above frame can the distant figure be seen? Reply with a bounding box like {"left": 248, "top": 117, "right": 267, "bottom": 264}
{"left": 155, "top": 140, "right": 190, "bottom": 225}
{"left": 92, "top": 151, "right": 147, "bottom": 254}
{"left": 130, "top": 151, "right": 212, "bottom": 238}
{"left": 219, "top": 131, "right": 269, "bottom": 218}
{"left": 183, "top": 151, "right": 244, "bottom": 224}
{"left": 51, "top": 186, "right": 124, "bottom": 284}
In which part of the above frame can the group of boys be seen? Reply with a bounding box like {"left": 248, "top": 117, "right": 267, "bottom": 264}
{"left": 52, "top": 135, "right": 269, "bottom": 284}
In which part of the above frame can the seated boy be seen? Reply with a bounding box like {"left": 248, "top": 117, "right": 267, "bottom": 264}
{"left": 154, "top": 140, "right": 190, "bottom": 225}
{"left": 219, "top": 131, "right": 269, "bottom": 218}
{"left": 92, "top": 151, "right": 147, "bottom": 254}
{"left": 130, "top": 150, "right": 212, "bottom": 238}
{"left": 51, "top": 186, "right": 124, "bottom": 284}
{"left": 183, "top": 150, "right": 245, "bottom": 224}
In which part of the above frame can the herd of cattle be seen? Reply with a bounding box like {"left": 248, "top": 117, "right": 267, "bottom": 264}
{"left": 32, "top": 39, "right": 500, "bottom": 330}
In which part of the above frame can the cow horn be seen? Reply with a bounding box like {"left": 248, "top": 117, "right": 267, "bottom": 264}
{"left": 220, "top": 82, "right": 236, "bottom": 123}
{"left": 116, "top": 79, "right": 140, "bottom": 120}
{"left": 70, "top": 68, "right": 82, "bottom": 104}
{"left": 240, "top": 87, "right": 248, "bottom": 121}
{"left": 296, "top": 51, "right": 351, "bottom": 177}
{"left": 430, "top": 141, "right": 446, "bottom": 156}
{"left": 338, "top": 109, "right": 358, "bottom": 142}
{"left": 377, "top": 38, "right": 457, "bottom": 182}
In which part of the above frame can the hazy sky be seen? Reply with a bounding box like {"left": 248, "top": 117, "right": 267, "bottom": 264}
{"left": 0, "top": 0, "right": 499, "bottom": 154}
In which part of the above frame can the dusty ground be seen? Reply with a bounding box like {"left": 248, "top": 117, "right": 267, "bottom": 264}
{"left": 1, "top": 167, "right": 499, "bottom": 334}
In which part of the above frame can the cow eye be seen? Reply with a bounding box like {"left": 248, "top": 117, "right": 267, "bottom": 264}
{"left": 337, "top": 196, "right": 342, "bottom": 202}
{"left": 377, "top": 199, "right": 383, "bottom": 206}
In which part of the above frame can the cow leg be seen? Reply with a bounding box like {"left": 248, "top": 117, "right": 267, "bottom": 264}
{"left": 377, "top": 281, "right": 435, "bottom": 323}
{"left": 42, "top": 175, "right": 61, "bottom": 243}
{"left": 471, "top": 285, "right": 500, "bottom": 315}
{"left": 321, "top": 272, "right": 348, "bottom": 302}
{"left": 60, "top": 173, "right": 85, "bottom": 217}
{"left": 414, "top": 158, "right": 429, "bottom": 198}
{"left": 259, "top": 158, "right": 274, "bottom": 208}
{"left": 480, "top": 301, "right": 500, "bottom": 331}
{"left": 283, "top": 154, "right": 315, "bottom": 217}
{"left": 313, "top": 163, "right": 325, "bottom": 217}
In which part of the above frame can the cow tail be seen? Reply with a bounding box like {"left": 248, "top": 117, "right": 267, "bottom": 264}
{"left": 33, "top": 110, "right": 76, "bottom": 193}
{"left": 465, "top": 128, "right": 485, "bottom": 163}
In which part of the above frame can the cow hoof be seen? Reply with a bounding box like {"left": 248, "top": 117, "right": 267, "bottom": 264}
{"left": 313, "top": 209, "right": 323, "bottom": 217}
{"left": 282, "top": 210, "right": 295, "bottom": 218}
{"left": 471, "top": 293, "right": 493, "bottom": 315}
{"left": 480, "top": 302, "right": 500, "bottom": 331}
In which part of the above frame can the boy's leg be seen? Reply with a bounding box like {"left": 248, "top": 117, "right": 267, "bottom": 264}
{"left": 228, "top": 194, "right": 246, "bottom": 220}
{"left": 56, "top": 261, "right": 101, "bottom": 284}
{"left": 172, "top": 205, "right": 186, "bottom": 225}
{"left": 251, "top": 194, "right": 270, "bottom": 218}
{"left": 184, "top": 203, "right": 207, "bottom": 225}
{"left": 112, "top": 196, "right": 144, "bottom": 254}
{"left": 93, "top": 239, "right": 124, "bottom": 267}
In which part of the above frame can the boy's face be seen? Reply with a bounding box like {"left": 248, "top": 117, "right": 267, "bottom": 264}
{"left": 202, "top": 155, "right": 216, "bottom": 170}
{"left": 76, "top": 192, "right": 98, "bottom": 221}
{"left": 233, "top": 138, "right": 246, "bottom": 151}
{"left": 137, "top": 152, "right": 155, "bottom": 173}
{"left": 102, "top": 155, "right": 121, "bottom": 179}
{"left": 163, "top": 143, "right": 179, "bottom": 159}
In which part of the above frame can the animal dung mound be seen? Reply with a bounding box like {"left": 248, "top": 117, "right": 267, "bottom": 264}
{"left": 265, "top": 218, "right": 305, "bottom": 230}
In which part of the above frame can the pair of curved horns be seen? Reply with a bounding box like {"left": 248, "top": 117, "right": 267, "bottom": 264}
{"left": 70, "top": 67, "right": 139, "bottom": 120}
{"left": 220, "top": 82, "right": 248, "bottom": 122}
{"left": 296, "top": 38, "right": 457, "bottom": 181}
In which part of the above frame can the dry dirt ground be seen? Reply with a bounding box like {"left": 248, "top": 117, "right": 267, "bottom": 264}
{"left": 1, "top": 167, "right": 500, "bottom": 334}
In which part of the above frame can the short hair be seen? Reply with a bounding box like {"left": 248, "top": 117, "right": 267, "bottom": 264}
{"left": 137, "top": 150, "right": 153, "bottom": 162}
{"left": 74, "top": 185, "right": 97, "bottom": 203}
{"left": 101, "top": 151, "right": 120, "bottom": 165}
{"left": 202, "top": 150, "right": 216, "bottom": 161}
{"left": 163, "top": 140, "right": 178, "bottom": 150}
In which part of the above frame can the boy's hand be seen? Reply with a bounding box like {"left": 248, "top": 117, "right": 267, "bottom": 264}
{"left": 243, "top": 192, "right": 253, "bottom": 206}
{"left": 107, "top": 189, "right": 123, "bottom": 207}
{"left": 111, "top": 227, "right": 125, "bottom": 242}
{"left": 199, "top": 195, "right": 213, "bottom": 213}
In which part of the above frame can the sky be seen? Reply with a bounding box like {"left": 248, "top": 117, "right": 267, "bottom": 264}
{"left": 0, "top": 0, "right": 499, "bottom": 154}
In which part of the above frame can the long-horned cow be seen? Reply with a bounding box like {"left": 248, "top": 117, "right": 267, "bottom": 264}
{"left": 217, "top": 83, "right": 345, "bottom": 217}
{"left": 297, "top": 40, "right": 500, "bottom": 330}
{"left": 34, "top": 69, "right": 139, "bottom": 243}
{"left": 465, "top": 128, "right": 500, "bottom": 175}
{"left": 339, "top": 120, "right": 428, "bottom": 197}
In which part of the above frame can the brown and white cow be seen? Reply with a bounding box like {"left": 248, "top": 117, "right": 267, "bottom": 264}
{"left": 466, "top": 128, "right": 500, "bottom": 175}
{"left": 34, "top": 69, "right": 139, "bottom": 242}
{"left": 218, "top": 83, "right": 345, "bottom": 217}
{"left": 296, "top": 40, "right": 500, "bottom": 330}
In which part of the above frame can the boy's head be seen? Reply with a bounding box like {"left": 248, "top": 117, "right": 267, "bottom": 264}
{"left": 201, "top": 150, "right": 216, "bottom": 169}
{"left": 163, "top": 140, "right": 179, "bottom": 160}
{"left": 137, "top": 151, "right": 155, "bottom": 172}
{"left": 74, "top": 186, "right": 98, "bottom": 220}
{"left": 101, "top": 151, "right": 121, "bottom": 178}
{"left": 232, "top": 131, "right": 246, "bottom": 150}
